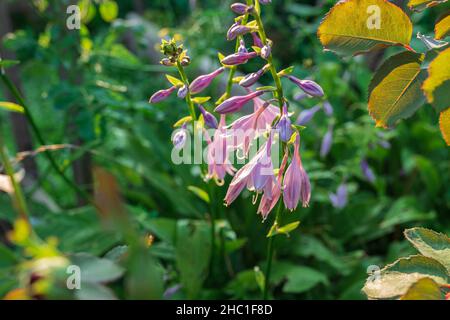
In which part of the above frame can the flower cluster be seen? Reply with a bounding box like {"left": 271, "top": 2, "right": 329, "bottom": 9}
{"left": 149, "top": 0, "right": 325, "bottom": 219}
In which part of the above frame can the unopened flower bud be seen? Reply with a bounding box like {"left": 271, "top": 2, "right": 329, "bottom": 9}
{"left": 251, "top": 33, "right": 263, "bottom": 48}
{"left": 160, "top": 58, "right": 174, "bottom": 66}
{"left": 198, "top": 105, "right": 218, "bottom": 129}
{"left": 221, "top": 51, "right": 257, "bottom": 66}
{"left": 181, "top": 56, "right": 191, "bottom": 66}
{"left": 277, "top": 104, "right": 292, "bottom": 142}
{"left": 261, "top": 45, "right": 271, "bottom": 59}
{"left": 230, "top": 3, "right": 249, "bottom": 15}
{"left": 149, "top": 86, "right": 176, "bottom": 103}
{"left": 239, "top": 67, "right": 265, "bottom": 87}
{"left": 227, "top": 23, "right": 252, "bottom": 41}
{"left": 238, "top": 39, "right": 248, "bottom": 54}
{"left": 177, "top": 85, "right": 188, "bottom": 99}
{"left": 287, "top": 76, "right": 324, "bottom": 98}
{"left": 259, "top": 0, "right": 272, "bottom": 4}
{"left": 189, "top": 67, "right": 225, "bottom": 94}
{"left": 172, "top": 124, "right": 188, "bottom": 150}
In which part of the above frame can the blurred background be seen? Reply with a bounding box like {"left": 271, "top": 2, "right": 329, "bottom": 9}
{"left": 0, "top": 0, "right": 448, "bottom": 300}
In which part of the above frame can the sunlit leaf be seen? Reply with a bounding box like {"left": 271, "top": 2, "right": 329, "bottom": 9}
{"left": 435, "top": 12, "right": 450, "bottom": 40}
{"left": 99, "top": 0, "right": 118, "bottom": 23}
{"left": 439, "top": 108, "right": 450, "bottom": 145}
{"left": 400, "top": 277, "right": 443, "bottom": 300}
{"left": 368, "top": 51, "right": 426, "bottom": 128}
{"left": 422, "top": 47, "right": 450, "bottom": 112}
{"left": 191, "top": 96, "right": 211, "bottom": 104}
{"left": 173, "top": 116, "right": 192, "bottom": 128}
{"left": 0, "top": 59, "right": 19, "bottom": 69}
{"left": 267, "top": 221, "right": 301, "bottom": 238}
{"left": 318, "top": 0, "right": 413, "bottom": 56}
{"left": 187, "top": 186, "right": 210, "bottom": 203}
{"left": 165, "top": 75, "right": 184, "bottom": 87}
{"left": 0, "top": 101, "right": 24, "bottom": 113}
{"left": 405, "top": 227, "right": 450, "bottom": 272}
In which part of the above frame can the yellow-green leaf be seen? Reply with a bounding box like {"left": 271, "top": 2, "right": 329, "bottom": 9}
{"left": 363, "top": 255, "right": 449, "bottom": 299}
{"left": 191, "top": 97, "right": 211, "bottom": 104}
{"left": 408, "top": 0, "right": 447, "bottom": 11}
{"left": 267, "top": 221, "right": 301, "bottom": 238}
{"left": 165, "top": 75, "right": 184, "bottom": 87}
{"left": 400, "top": 277, "right": 443, "bottom": 300}
{"left": 439, "top": 108, "right": 450, "bottom": 146}
{"left": 173, "top": 116, "right": 192, "bottom": 128}
{"left": 187, "top": 186, "right": 210, "bottom": 203}
{"left": 405, "top": 227, "right": 450, "bottom": 272}
{"left": 368, "top": 51, "right": 426, "bottom": 128}
{"left": 0, "top": 101, "right": 24, "bottom": 113}
{"left": 0, "top": 59, "right": 19, "bottom": 69}
{"left": 422, "top": 47, "right": 450, "bottom": 112}
{"left": 318, "top": 0, "right": 413, "bottom": 56}
{"left": 99, "top": 0, "right": 118, "bottom": 23}
{"left": 435, "top": 11, "right": 450, "bottom": 40}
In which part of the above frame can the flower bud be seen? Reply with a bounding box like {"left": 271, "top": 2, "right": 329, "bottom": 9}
{"left": 287, "top": 76, "right": 324, "bottom": 98}
{"left": 320, "top": 126, "right": 333, "bottom": 158}
{"left": 277, "top": 104, "right": 292, "bottom": 142}
{"left": 323, "top": 101, "right": 333, "bottom": 116}
{"left": 215, "top": 90, "right": 265, "bottom": 114}
{"left": 181, "top": 56, "right": 191, "bottom": 66}
{"left": 296, "top": 105, "right": 321, "bottom": 125}
{"left": 251, "top": 33, "right": 264, "bottom": 48}
{"left": 198, "top": 105, "right": 218, "bottom": 129}
{"left": 259, "top": 0, "right": 272, "bottom": 4}
{"left": 261, "top": 45, "right": 271, "bottom": 59}
{"left": 189, "top": 67, "right": 225, "bottom": 94}
{"left": 160, "top": 58, "right": 174, "bottom": 66}
{"left": 230, "top": 3, "right": 249, "bottom": 15}
{"left": 177, "top": 85, "right": 188, "bottom": 99}
{"left": 172, "top": 124, "right": 188, "bottom": 150}
{"left": 227, "top": 23, "right": 252, "bottom": 41}
{"left": 221, "top": 51, "right": 257, "bottom": 65}
{"left": 238, "top": 39, "right": 248, "bottom": 54}
{"left": 149, "top": 86, "right": 176, "bottom": 103}
{"left": 239, "top": 68, "right": 265, "bottom": 87}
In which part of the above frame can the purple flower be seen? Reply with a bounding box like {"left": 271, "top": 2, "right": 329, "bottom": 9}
{"left": 172, "top": 124, "right": 188, "bottom": 150}
{"left": 323, "top": 101, "right": 333, "bottom": 116}
{"left": 221, "top": 51, "right": 258, "bottom": 66}
{"left": 287, "top": 76, "right": 324, "bottom": 98}
{"left": 230, "top": 3, "right": 250, "bottom": 14}
{"left": 177, "top": 85, "right": 188, "bottom": 99}
{"left": 277, "top": 104, "right": 292, "bottom": 142}
{"left": 294, "top": 92, "right": 308, "bottom": 101}
{"left": 296, "top": 105, "right": 321, "bottom": 125}
{"left": 238, "top": 39, "right": 248, "bottom": 54}
{"left": 227, "top": 22, "right": 253, "bottom": 41}
{"left": 149, "top": 86, "right": 176, "bottom": 103}
{"left": 215, "top": 90, "right": 264, "bottom": 114}
{"left": 259, "top": 0, "right": 272, "bottom": 4}
{"left": 360, "top": 159, "right": 376, "bottom": 183}
{"left": 198, "top": 105, "right": 218, "bottom": 129}
{"left": 283, "top": 134, "right": 311, "bottom": 210}
{"left": 261, "top": 45, "right": 271, "bottom": 59}
{"left": 251, "top": 33, "right": 264, "bottom": 48}
{"left": 189, "top": 67, "right": 225, "bottom": 95}
{"left": 239, "top": 68, "right": 265, "bottom": 87}
{"left": 163, "top": 284, "right": 182, "bottom": 299}
{"left": 329, "top": 183, "right": 348, "bottom": 209}
{"left": 320, "top": 126, "right": 333, "bottom": 158}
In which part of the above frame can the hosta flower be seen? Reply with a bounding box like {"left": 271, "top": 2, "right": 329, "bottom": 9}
{"left": 238, "top": 39, "right": 248, "bottom": 54}
{"left": 287, "top": 76, "right": 324, "bottom": 98}
{"left": 323, "top": 101, "right": 333, "bottom": 116}
{"left": 239, "top": 67, "right": 265, "bottom": 87}
{"left": 296, "top": 105, "right": 321, "bottom": 125}
{"left": 360, "top": 159, "right": 375, "bottom": 183}
{"left": 172, "top": 124, "right": 188, "bottom": 150}
{"left": 221, "top": 51, "right": 258, "bottom": 66}
{"left": 283, "top": 135, "right": 311, "bottom": 210}
{"left": 189, "top": 67, "right": 225, "bottom": 95}
{"left": 259, "top": 0, "right": 272, "bottom": 4}
{"left": 251, "top": 32, "right": 264, "bottom": 48}
{"left": 198, "top": 105, "right": 218, "bottom": 129}
{"left": 329, "top": 183, "right": 348, "bottom": 209}
{"left": 215, "top": 90, "right": 264, "bottom": 114}
{"left": 149, "top": 86, "right": 176, "bottom": 103}
{"left": 224, "top": 132, "right": 275, "bottom": 206}
{"left": 320, "top": 125, "right": 333, "bottom": 158}
{"left": 276, "top": 104, "right": 292, "bottom": 142}
{"left": 227, "top": 22, "right": 253, "bottom": 41}
{"left": 230, "top": 3, "right": 250, "bottom": 14}
{"left": 177, "top": 85, "right": 188, "bottom": 99}
{"left": 261, "top": 45, "right": 271, "bottom": 59}
{"left": 206, "top": 115, "right": 236, "bottom": 181}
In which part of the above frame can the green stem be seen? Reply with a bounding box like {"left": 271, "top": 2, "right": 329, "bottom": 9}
{"left": 263, "top": 200, "right": 283, "bottom": 300}
{"left": 0, "top": 133, "right": 30, "bottom": 223}
{"left": 176, "top": 60, "right": 197, "bottom": 129}
{"left": 0, "top": 72, "right": 92, "bottom": 205}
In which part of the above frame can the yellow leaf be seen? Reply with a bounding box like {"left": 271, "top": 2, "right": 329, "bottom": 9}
{"left": 173, "top": 116, "right": 192, "bottom": 128}
{"left": 368, "top": 51, "right": 426, "bottom": 128}
{"left": 408, "top": 0, "right": 447, "bottom": 11}
{"left": 422, "top": 47, "right": 450, "bottom": 112}
{"left": 165, "top": 75, "right": 184, "bottom": 87}
{"left": 191, "top": 96, "right": 211, "bottom": 104}
{"left": 439, "top": 108, "right": 450, "bottom": 146}
{"left": 400, "top": 277, "right": 443, "bottom": 300}
{"left": 0, "top": 101, "right": 24, "bottom": 113}
{"left": 318, "top": 0, "right": 413, "bottom": 56}
{"left": 8, "top": 218, "right": 31, "bottom": 244}
{"left": 435, "top": 11, "right": 450, "bottom": 40}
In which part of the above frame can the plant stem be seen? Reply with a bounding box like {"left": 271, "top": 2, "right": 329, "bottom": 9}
{"left": 263, "top": 199, "right": 283, "bottom": 300}
{"left": 0, "top": 72, "right": 92, "bottom": 205}
{"left": 176, "top": 60, "right": 197, "bottom": 129}
{"left": 0, "top": 133, "right": 30, "bottom": 223}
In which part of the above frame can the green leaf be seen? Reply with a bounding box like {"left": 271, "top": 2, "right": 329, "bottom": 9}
{"left": 273, "top": 262, "right": 328, "bottom": 293}
{"left": 404, "top": 227, "right": 450, "bottom": 273}
{"left": 75, "top": 282, "right": 117, "bottom": 300}
{"left": 70, "top": 253, "right": 125, "bottom": 283}
{"left": 400, "top": 277, "right": 443, "bottom": 300}
{"left": 368, "top": 51, "right": 426, "bottom": 128}
{"left": 363, "top": 255, "right": 449, "bottom": 299}
{"left": 277, "top": 66, "right": 295, "bottom": 77}
{"left": 0, "top": 59, "right": 19, "bottom": 69}
{"left": 422, "top": 47, "right": 450, "bottom": 112}
{"left": 187, "top": 186, "right": 210, "bottom": 203}
{"left": 256, "top": 86, "right": 277, "bottom": 92}
{"left": 254, "top": 266, "right": 265, "bottom": 293}
{"left": 267, "top": 221, "right": 301, "bottom": 238}
{"left": 99, "top": 0, "right": 118, "bottom": 22}
{"left": 175, "top": 220, "right": 211, "bottom": 299}
{"left": 318, "top": 0, "right": 413, "bottom": 56}
{"left": 0, "top": 101, "right": 24, "bottom": 113}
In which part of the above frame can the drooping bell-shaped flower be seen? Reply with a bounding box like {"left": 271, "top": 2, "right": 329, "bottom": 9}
{"left": 230, "top": 3, "right": 250, "bottom": 15}
{"left": 287, "top": 76, "right": 324, "bottom": 98}
{"left": 227, "top": 22, "right": 253, "bottom": 41}
{"left": 320, "top": 125, "right": 333, "bottom": 158}
{"left": 296, "top": 105, "right": 321, "bottom": 125}
{"left": 329, "top": 183, "right": 348, "bottom": 209}
{"left": 276, "top": 104, "right": 292, "bottom": 142}
{"left": 283, "top": 135, "right": 311, "bottom": 210}
{"left": 198, "top": 104, "right": 218, "bottom": 129}
{"left": 215, "top": 90, "right": 264, "bottom": 114}
{"left": 221, "top": 51, "right": 258, "bottom": 66}
{"left": 177, "top": 85, "right": 188, "bottom": 99}
{"left": 149, "top": 86, "right": 176, "bottom": 103}
{"left": 205, "top": 115, "right": 236, "bottom": 181}
{"left": 189, "top": 67, "right": 225, "bottom": 95}
{"left": 360, "top": 159, "right": 376, "bottom": 183}
{"left": 172, "top": 123, "right": 188, "bottom": 150}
